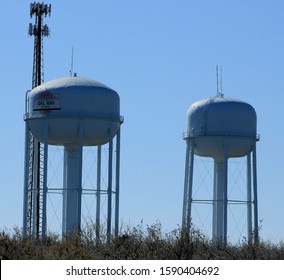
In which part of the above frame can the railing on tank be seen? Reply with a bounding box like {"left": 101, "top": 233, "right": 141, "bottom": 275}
{"left": 183, "top": 132, "right": 260, "bottom": 141}
{"left": 24, "top": 112, "right": 124, "bottom": 124}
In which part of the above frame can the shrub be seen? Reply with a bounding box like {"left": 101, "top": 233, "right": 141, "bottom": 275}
{"left": 1, "top": 223, "right": 284, "bottom": 260}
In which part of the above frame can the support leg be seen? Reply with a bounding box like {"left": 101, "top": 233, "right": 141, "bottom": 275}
{"left": 115, "top": 129, "right": 121, "bottom": 237}
{"left": 247, "top": 153, "right": 252, "bottom": 244}
{"left": 252, "top": 143, "right": 259, "bottom": 243}
{"left": 182, "top": 138, "right": 195, "bottom": 232}
{"left": 96, "top": 145, "right": 101, "bottom": 241}
{"left": 107, "top": 139, "right": 113, "bottom": 242}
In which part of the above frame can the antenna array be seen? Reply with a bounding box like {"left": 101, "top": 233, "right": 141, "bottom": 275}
{"left": 23, "top": 2, "right": 51, "bottom": 240}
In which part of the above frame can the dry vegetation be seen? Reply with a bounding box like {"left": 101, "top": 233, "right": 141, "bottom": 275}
{"left": 1, "top": 223, "right": 284, "bottom": 260}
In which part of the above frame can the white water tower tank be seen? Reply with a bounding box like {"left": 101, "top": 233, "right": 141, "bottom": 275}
{"left": 26, "top": 76, "right": 120, "bottom": 146}
{"left": 24, "top": 76, "right": 122, "bottom": 236}
{"left": 186, "top": 96, "right": 257, "bottom": 159}
{"left": 183, "top": 94, "right": 259, "bottom": 245}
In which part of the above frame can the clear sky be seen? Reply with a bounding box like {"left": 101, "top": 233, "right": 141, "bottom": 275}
{"left": 1, "top": 0, "right": 284, "bottom": 243}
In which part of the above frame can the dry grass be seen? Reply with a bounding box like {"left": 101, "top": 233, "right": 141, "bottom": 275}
{"left": 1, "top": 223, "right": 284, "bottom": 260}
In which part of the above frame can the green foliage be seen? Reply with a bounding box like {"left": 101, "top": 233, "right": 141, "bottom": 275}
{"left": 1, "top": 224, "right": 284, "bottom": 260}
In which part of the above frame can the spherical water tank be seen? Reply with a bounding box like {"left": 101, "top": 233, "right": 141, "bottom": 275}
{"left": 186, "top": 96, "right": 257, "bottom": 159}
{"left": 25, "top": 76, "right": 121, "bottom": 146}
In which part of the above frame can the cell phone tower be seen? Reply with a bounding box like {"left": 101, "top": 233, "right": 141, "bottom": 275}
{"left": 23, "top": 2, "right": 51, "bottom": 239}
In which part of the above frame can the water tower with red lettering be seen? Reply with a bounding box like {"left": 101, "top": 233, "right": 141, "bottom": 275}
{"left": 23, "top": 76, "right": 123, "bottom": 239}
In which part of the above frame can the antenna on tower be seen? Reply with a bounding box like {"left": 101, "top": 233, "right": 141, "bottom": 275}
{"left": 70, "top": 46, "right": 74, "bottom": 77}
{"left": 220, "top": 66, "right": 223, "bottom": 96}
{"left": 216, "top": 65, "right": 219, "bottom": 96}
{"left": 23, "top": 2, "right": 51, "bottom": 240}
{"left": 29, "top": 2, "right": 51, "bottom": 88}
{"left": 69, "top": 47, "right": 77, "bottom": 77}
{"left": 216, "top": 65, "right": 224, "bottom": 97}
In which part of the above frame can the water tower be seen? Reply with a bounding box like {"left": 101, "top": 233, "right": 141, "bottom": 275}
{"left": 23, "top": 76, "right": 123, "bottom": 239}
{"left": 182, "top": 93, "right": 259, "bottom": 245}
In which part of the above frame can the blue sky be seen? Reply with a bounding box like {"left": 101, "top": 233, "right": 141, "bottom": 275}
{"left": 1, "top": 0, "right": 284, "bottom": 243}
